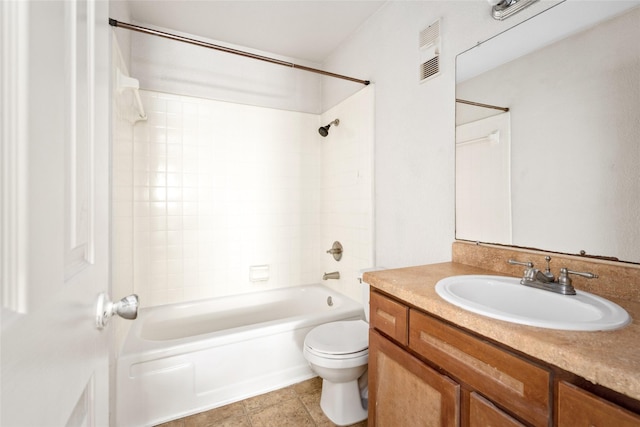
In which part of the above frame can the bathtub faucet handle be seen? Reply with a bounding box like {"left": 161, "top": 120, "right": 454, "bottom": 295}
{"left": 96, "top": 293, "right": 140, "bottom": 329}
{"left": 326, "top": 241, "right": 343, "bottom": 261}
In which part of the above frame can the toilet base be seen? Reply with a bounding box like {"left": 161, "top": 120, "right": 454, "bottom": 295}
{"left": 319, "top": 377, "right": 368, "bottom": 426}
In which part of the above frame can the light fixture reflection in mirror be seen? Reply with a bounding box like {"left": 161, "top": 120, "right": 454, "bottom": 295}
{"left": 455, "top": 2, "right": 640, "bottom": 263}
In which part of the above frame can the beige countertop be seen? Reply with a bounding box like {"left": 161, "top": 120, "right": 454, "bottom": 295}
{"left": 364, "top": 262, "right": 640, "bottom": 402}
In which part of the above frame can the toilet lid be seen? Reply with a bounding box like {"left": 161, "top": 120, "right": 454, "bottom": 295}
{"left": 305, "top": 320, "right": 368, "bottom": 355}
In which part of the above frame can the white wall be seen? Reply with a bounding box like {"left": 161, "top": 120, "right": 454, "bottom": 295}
{"left": 322, "top": 0, "right": 562, "bottom": 268}
{"left": 320, "top": 86, "right": 375, "bottom": 303}
{"left": 109, "top": 1, "right": 132, "bottom": 67}
{"left": 129, "top": 25, "right": 323, "bottom": 114}
{"left": 116, "top": 6, "right": 335, "bottom": 113}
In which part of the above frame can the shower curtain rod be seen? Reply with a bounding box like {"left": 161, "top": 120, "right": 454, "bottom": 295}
{"left": 109, "top": 19, "right": 370, "bottom": 86}
{"left": 456, "top": 99, "right": 509, "bottom": 112}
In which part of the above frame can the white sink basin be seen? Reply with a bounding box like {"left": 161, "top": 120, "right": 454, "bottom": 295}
{"left": 435, "top": 275, "right": 631, "bottom": 331}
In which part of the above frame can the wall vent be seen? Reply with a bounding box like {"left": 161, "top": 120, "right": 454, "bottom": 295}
{"left": 420, "top": 56, "right": 440, "bottom": 81}
{"left": 419, "top": 19, "right": 441, "bottom": 83}
{"left": 419, "top": 20, "right": 440, "bottom": 49}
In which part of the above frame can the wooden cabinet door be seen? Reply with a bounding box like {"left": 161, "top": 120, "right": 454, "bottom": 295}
{"left": 369, "top": 330, "right": 459, "bottom": 427}
{"left": 557, "top": 381, "right": 640, "bottom": 427}
{"left": 410, "top": 310, "right": 550, "bottom": 427}
{"left": 469, "top": 392, "right": 525, "bottom": 427}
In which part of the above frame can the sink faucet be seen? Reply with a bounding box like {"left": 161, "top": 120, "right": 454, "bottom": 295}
{"left": 507, "top": 258, "right": 597, "bottom": 295}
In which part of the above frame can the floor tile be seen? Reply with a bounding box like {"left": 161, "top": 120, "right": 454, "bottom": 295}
{"left": 155, "top": 420, "right": 184, "bottom": 427}
{"left": 213, "top": 415, "right": 252, "bottom": 427}
{"left": 299, "top": 389, "right": 329, "bottom": 425}
{"left": 243, "top": 386, "right": 297, "bottom": 412}
{"left": 249, "top": 398, "right": 315, "bottom": 427}
{"left": 292, "top": 376, "right": 323, "bottom": 396}
{"left": 183, "top": 401, "right": 245, "bottom": 427}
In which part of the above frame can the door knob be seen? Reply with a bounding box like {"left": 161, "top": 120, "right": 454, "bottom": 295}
{"left": 95, "top": 293, "right": 139, "bottom": 329}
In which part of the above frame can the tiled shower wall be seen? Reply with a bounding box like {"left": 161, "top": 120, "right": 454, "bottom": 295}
{"left": 113, "top": 84, "right": 373, "bottom": 309}
{"left": 130, "top": 92, "right": 324, "bottom": 306}
{"left": 320, "top": 87, "right": 375, "bottom": 303}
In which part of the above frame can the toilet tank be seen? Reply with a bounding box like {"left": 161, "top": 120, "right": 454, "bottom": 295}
{"left": 359, "top": 268, "right": 385, "bottom": 323}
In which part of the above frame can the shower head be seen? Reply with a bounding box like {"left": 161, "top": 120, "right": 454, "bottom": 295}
{"left": 318, "top": 119, "right": 339, "bottom": 137}
{"left": 318, "top": 125, "right": 330, "bottom": 137}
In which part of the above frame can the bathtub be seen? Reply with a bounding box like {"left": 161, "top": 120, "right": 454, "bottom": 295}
{"left": 116, "top": 284, "right": 364, "bottom": 426}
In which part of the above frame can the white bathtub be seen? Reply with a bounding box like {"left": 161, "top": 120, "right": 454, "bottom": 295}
{"left": 116, "top": 285, "right": 364, "bottom": 426}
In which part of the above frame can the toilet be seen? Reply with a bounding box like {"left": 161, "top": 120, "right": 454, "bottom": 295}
{"left": 303, "top": 270, "right": 378, "bottom": 426}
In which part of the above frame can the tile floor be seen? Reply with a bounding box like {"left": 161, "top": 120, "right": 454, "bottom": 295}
{"left": 155, "top": 377, "right": 368, "bottom": 427}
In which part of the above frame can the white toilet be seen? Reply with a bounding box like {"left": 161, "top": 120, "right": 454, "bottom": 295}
{"left": 303, "top": 272, "right": 376, "bottom": 426}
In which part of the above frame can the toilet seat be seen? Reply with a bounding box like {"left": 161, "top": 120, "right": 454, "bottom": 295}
{"left": 304, "top": 320, "right": 369, "bottom": 359}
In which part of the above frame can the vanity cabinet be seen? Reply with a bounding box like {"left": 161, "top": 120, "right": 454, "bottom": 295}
{"left": 369, "top": 290, "right": 640, "bottom": 427}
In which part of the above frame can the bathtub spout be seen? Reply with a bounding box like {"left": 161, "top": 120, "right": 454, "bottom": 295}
{"left": 323, "top": 271, "right": 340, "bottom": 280}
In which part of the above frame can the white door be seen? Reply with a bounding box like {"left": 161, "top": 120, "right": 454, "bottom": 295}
{"left": 1, "top": 1, "right": 112, "bottom": 425}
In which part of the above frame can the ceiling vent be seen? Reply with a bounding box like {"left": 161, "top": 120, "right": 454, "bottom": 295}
{"left": 419, "top": 19, "right": 441, "bottom": 83}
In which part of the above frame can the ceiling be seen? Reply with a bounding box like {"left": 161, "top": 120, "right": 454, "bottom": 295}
{"left": 127, "top": 1, "right": 387, "bottom": 63}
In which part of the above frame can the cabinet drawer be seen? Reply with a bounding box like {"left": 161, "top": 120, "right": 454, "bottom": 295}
{"left": 469, "top": 392, "right": 525, "bottom": 427}
{"left": 409, "top": 310, "right": 550, "bottom": 427}
{"left": 370, "top": 291, "right": 408, "bottom": 345}
{"left": 557, "top": 381, "right": 640, "bottom": 426}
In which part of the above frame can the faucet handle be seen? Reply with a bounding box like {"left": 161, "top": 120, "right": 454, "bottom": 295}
{"left": 558, "top": 268, "right": 598, "bottom": 286}
{"left": 507, "top": 259, "right": 534, "bottom": 268}
{"left": 326, "top": 241, "right": 343, "bottom": 261}
{"left": 508, "top": 259, "right": 536, "bottom": 281}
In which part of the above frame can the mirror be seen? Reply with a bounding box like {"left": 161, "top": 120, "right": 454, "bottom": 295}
{"left": 455, "top": 1, "right": 640, "bottom": 263}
